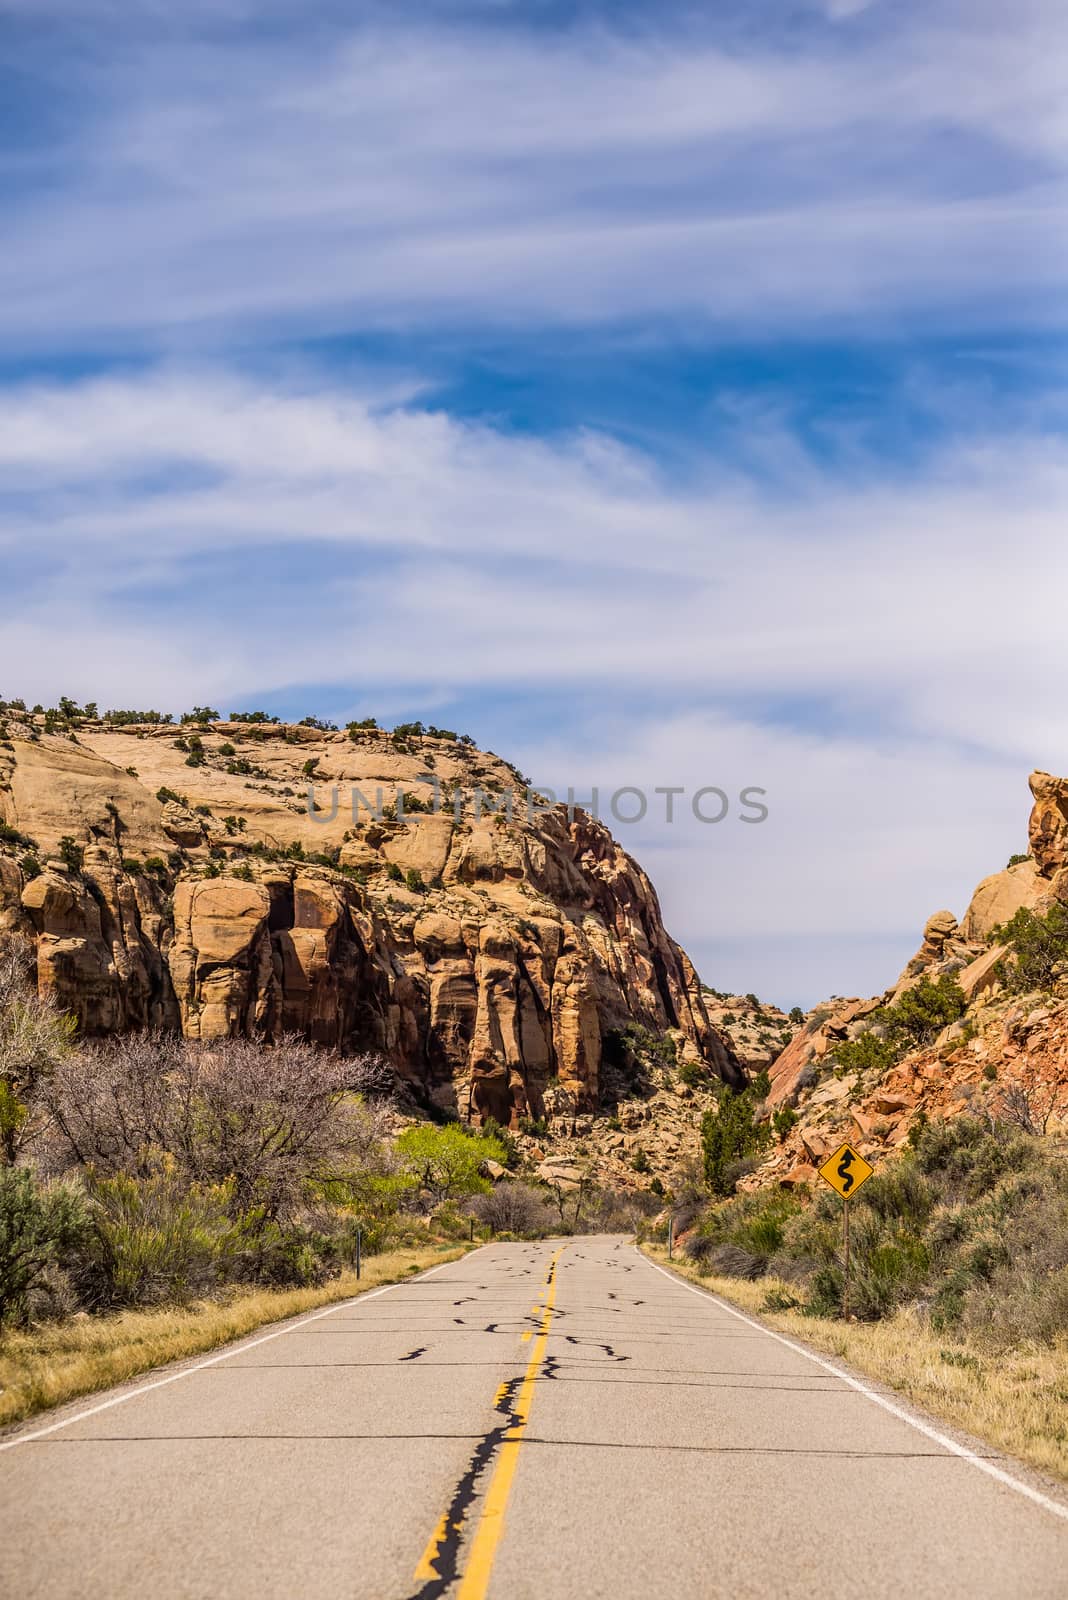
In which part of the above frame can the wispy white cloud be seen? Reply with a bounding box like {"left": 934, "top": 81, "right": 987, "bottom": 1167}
{"left": 2, "top": 370, "right": 1066, "bottom": 749}
{"left": 3, "top": 0, "right": 1067, "bottom": 1003}
{"left": 1, "top": 2, "right": 1066, "bottom": 347}
{"left": 0, "top": 364, "right": 1065, "bottom": 1001}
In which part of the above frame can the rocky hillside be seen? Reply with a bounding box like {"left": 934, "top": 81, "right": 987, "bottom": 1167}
{"left": 701, "top": 990, "right": 797, "bottom": 1071}
{"left": 0, "top": 702, "right": 741, "bottom": 1126}
{"left": 751, "top": 770, "right": 1068, "bottom": 1189}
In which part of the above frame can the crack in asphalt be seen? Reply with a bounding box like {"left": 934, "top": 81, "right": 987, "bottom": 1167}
{"left": 404, "top": 1375, "right": 526, "bottom": 1600}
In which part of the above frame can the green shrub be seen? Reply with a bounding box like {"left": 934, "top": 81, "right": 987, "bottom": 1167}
{"left": 396, "top": 1124, "right": 506, "bottom": 1209}
{"left": 829, "top": 978, "right": 967, "bottom": 1076}
{"left": 0, "top": 1167, "right": 87, "bottom": 1329}
{"left": 910, "top": 1116, "right": 1034, "bottom": 1200}
{"left": 601, "top": 1024, "right": 677, "bottom": 1102}
{"left": 807, "top": 1213, "right": 930, "bottom": 1321}
{"left": 0, "top": 821, "right": 37, "bottom": 850}
{"left": 72, "top": 1164, "right": 248, "bottom": 1309}
{"left": 773, "top": 1105, "right": 798, "bottom": 1140}
{"left": 993, "top": 903, "right": 1068, "bottom": 994}
{"left": 57, "top": 836, "right": 84, "bottom": 874}
{"left": 887, "top": 976, "right": 968, "bottom": 1047}
{"left": 105, "top": 709, "right": 172, "bottom": 726}
{"left": 700, "top": 1072, "right": 771, "bottom": 1196}
{"left": 687, "top": 1116, "right": 1063, "bottom": 1333}
{"left": 479, "top": 1117, "right": 520, "bottom": 1169}
{"left": 828, "top": 1031, "right": 898, "bottom": 1075}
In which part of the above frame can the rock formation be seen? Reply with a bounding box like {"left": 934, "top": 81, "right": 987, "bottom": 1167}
{"left": 0, "top": 710, "right": 740, "bottom": 1121}
{"left": 755, "top": 770, "right": 1068, "bottom": 1187}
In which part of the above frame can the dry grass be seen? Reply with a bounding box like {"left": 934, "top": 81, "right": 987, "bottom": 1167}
{"left": 643, "top": 1244, "right": 1068, "bottom": 1485}
{"left": 0, "top": 1243, "right": 471, "bottom": 1431}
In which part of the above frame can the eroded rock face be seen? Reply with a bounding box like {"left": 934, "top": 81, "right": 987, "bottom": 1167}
{"left": 19, "top": 854, "right": 177, "bottom": 1034}
{"left": 766, "top": 768, "right": 1068, "bottom": 1115}
{"left": 1029, "top": 770, "right": 1068, "bottom": 898}
{"left": 0, "top": 718, "right": 740, "bottom": 1118}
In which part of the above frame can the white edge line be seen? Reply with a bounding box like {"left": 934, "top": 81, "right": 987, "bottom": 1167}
{"left": 0, "top": 1246, "right": 486, "bottom": 1454}
{"left": 638, "top": 1248, "right": 1068, "bottom": 1526}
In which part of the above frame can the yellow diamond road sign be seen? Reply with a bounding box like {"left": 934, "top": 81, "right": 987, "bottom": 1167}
{"left": 818, "top": 1142, "right": 874, "bottom": 1199}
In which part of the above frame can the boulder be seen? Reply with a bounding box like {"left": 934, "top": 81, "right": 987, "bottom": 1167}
{"left": 961, "top": 860, "right": 1044, "bottom": 942}
{"left": 781, "top": 1163, "right": 818, "bottom": 1187}
{"left": 958, "top": 944, "right": 1009, "bottom": 1002}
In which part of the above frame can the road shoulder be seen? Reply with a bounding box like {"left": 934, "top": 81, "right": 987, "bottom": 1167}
{"left": 639, "top": 1240, "right": 1068, "bottom": 1508}
{"left": 0, "top": 1241, "right": 477, "bottom": 1438}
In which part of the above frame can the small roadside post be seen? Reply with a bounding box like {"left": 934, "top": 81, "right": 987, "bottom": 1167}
{"left": 355, "top": 1225, "right": 362, "bottom": 1281}
{"left": 667, "top": 1216, "right": 675, "bottom": 1259}
{"left": 817, "top": 1142, "right": 874, "bottom": 1320}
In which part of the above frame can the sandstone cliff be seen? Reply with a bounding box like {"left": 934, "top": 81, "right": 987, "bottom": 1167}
{"left": 0, "top": 709, "right": 740, "bottom": 1122}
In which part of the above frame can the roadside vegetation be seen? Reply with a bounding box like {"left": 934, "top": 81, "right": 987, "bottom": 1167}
{"left": 652, "top": 902, "right": 1068, "bottom": 1480}
{"left": 644, "top": 1239, "right": 1068, "bottom": 1484}
{"left": 651, "top": 1087, "right": 1068, "bottom": 1480}
{"left": 0, "top": 928, "right": 651, "bottom": 1423}
{"left": 0, "top": 1242, "right": 467, "bottom": 1430}
{"left": 679, "top": 1116, "right": 1068, "bottom": 1332}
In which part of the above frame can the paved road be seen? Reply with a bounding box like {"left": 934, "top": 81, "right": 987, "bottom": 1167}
{"left": 3, "top": 1236, "right": 1068, "bottom": 1598}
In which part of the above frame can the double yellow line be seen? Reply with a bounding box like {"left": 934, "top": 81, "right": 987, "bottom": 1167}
{"left": 413, "top": 1245, "right": 566, "bottom": 1598}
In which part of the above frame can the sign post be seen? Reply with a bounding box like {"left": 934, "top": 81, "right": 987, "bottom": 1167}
{"left": 817, "top": 1141, "right": 874, "bottom": 1320}
{"left": 355, "top": 1225, "right": 362, "bottom": 1281}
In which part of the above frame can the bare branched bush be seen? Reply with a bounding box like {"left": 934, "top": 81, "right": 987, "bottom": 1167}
{"left": 0, "top": 932, "right": 77, "bottom": 1164}
{"left": 995, "top": 1069, "right": 1068, "bottom": 1138}
{"left": 472, "top": 1181, "right": 555, "bottom": 1237}
{"left": 44, "top": 1034, "right": 391, "bottom": 1221}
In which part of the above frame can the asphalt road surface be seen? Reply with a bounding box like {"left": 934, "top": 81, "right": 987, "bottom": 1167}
{"left": 4, "top": 1236, "right": 1068, "bottom": 1599}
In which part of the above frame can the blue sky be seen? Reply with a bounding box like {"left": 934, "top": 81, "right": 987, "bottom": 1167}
{"left": 2, "top": 0, "right": 1067, "bottom": 1005}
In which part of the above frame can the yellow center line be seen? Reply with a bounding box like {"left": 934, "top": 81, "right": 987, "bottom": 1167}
{"left": 411, "top": 1245, "right": 566, "bottom": 1597}
{"left": 455, "top": 1245, "right": 565, "bottom": 1599}
{"left": 412, "top": 1514, "right": 451, "bottom": 1584}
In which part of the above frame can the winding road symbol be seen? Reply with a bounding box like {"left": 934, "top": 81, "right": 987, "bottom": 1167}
{"left": 818, "top": 1141, "right": 874, "bottom": 1199}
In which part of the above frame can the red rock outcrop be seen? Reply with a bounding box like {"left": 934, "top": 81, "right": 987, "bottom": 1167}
{"left": 757, "top": 770, "right": 1068, "bottom": 1181}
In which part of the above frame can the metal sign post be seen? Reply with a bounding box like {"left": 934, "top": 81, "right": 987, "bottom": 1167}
{"left": 817, "top": 1141, "right": 874, "bottom": 1320}
{"left": 355, "top": 1225, "right": 362, "bottom": 1281}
